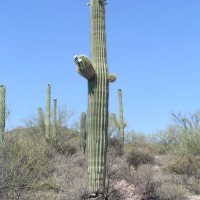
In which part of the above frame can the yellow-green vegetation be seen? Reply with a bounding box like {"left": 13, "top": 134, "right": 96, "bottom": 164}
{"left": 126, "top": 147, "right": 155, "bottom": 169}
{"left": 0, "top": 115, "right": 81, "bottom": 199}
{"left": 0, "top": 109, "right": 200, "bottom": 199}
{"left": 166, "top": 155, "right": 200, "bottom": 175}
{"left": 0, "top": 129, "right": 54, "bottom": 199}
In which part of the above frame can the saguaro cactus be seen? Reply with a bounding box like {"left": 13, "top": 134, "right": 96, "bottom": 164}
{"left": 45, "top": 84, "right": 51, "bottom": 140}
{"left": 74, "top": 0, "right": 116, "bottom": 194}
{"left": 38, "top": 107, "right": 45, "bottom": 135}
{"left": 118, "top": 89, "right": 126, "bottom": 145}
{"left": 80, "top": 112, "right": 87, "bottom": 154}
{"left": 0, "top": 85, "right": 6, "bottom": 142}
{"left": 53, "top": 98, "right": 57, "bottom": 137}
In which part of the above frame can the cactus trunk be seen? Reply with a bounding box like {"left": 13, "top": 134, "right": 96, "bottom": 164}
{"left": 88, "top": 1, "right": 108, "bottom": 193}
{"left": 45, "top": 84, "right": 51, "bottom": 140}
{"left": 0, "top": 85, "right": 6, "bottom": 142}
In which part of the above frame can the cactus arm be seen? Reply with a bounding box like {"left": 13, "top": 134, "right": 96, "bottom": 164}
{"left": 74, "top": 55, "right": 96, "bottom": 80}
{"left": 111, "top": 113, "right": 119, "bottom": 128}
{"left": 108, "top": 74, "right": 116, "bottom": 82}
{"left": 0, "top": 85, "right": 6, "bottom": 142}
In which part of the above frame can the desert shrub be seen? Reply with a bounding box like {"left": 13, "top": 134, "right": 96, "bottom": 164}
{"left": 108, "top": 137, "right": 123, "bottom": 157}
{"left": 133, "top": 164, "right": 158, "bottom": 198}
{"left": 172, "top": 111, "right": 200, "bottom": 155}
{"left": 125, "top": 131, "right": 149, "bottom": 148}
{"left": 166, "top": 155, "right": 200, "bottom": 176}
{"left": 151, "top": 126, "right": 180, "bottom": 155}
{"left": 0, "top": 130, "right": 54, "bottom": 199}
{"left": 150, "top": 142, "right": 169, "bottom": 155}
{"left": 155, "top": 182, "right": 188, "bottom": 200}
{"left": 186, "top": 177, "right": 200, "bottom": 194}
{"left": 26, "top": 115, "right": 78, "bottom": 157}
{"left": 127, "top": 164, "right": 190, "bottom": 200}
{"left": 49, "top": 131, "right": 78, "bottom": 157}
{"left": 126, "top": 147, "right": 154, "bottom": 169}
{"left": 176, "top": 128, "right": 200, "bottom": 156}
{"left": 52, "top": 154, "right": 88, "bottom": 200}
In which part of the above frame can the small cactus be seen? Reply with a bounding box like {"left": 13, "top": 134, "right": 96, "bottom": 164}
{"left": 80, "top": 112, "right": 87, "bottom": 154}
{"left": 0, "top": 85, "right": 6, "bottom": 142}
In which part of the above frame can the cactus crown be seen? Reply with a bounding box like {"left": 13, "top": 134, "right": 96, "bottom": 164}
{"left": 91, "top": 0, "right": 106, "bottom": 5}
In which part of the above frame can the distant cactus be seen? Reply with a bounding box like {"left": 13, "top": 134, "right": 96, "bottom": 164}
{"left": 80, "top": 112, "right": 87, "bottom": 154}
{"left": 74, "top": 0, "right": 115, "bottom": 194}
{"left": 53, "top": 98, "right": 57, "bottom": 137}
{"left": 0, "top": 85, "right": 5, "bottom": 142}
{"left": 45, "top": 84, "right": 51, "bottom": 140}
{"left": 118, "top": 89, "right": 126, "bottom": 145}
{"left": 38, "top": 107, "right": 45, "bottom": 135}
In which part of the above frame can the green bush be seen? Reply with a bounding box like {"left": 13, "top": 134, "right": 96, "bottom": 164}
{"left": 126, "top": 148, "right": 154, "bottom": 169}
{"left": 166, "top": 155, "right": 200, "bottom": 176}
{"left": 172, "top": 111, "right": 200, "bottom": 156}
{"left": 0, "top": 129, "right": 55, "bottom": 199}
{"left": 49, "top": 131, "right": 78, "bottom": 157}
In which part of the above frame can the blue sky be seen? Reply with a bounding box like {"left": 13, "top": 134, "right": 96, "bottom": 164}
{"left": 0, "top": 0, "right": 200, "bottom": 134}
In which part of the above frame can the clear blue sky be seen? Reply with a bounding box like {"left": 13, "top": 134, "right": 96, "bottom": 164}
{"left": 0, "top": 0, "right": 200, "bottom": 134}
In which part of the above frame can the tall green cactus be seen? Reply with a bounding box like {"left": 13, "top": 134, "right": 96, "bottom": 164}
{"left": 53, "top": 98, "right": 57, "bottom": 137}
{"left": 118, "top": 89, "right": 126, "bottom": 145}
{"left": 45, "top": 84, "right": 51, "bottom": 140}
{"left": 80, "top": 112, "right": 87, "bottom": 154}
{"left": 0, "top": 85, "right": 6, "bottom": 142}
{"left": 74, "top": 0, "right": 115, "bottom": 194}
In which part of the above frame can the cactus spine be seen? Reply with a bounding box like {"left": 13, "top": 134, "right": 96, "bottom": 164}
{"left": 0, "top": 85, "right": 5, "bottom": 142}
{"left": 80, "top": 112, "right": 87, "bottom": 154}
{"left": 118, "top": 89, "right": 126, "bottom": 145}
{"left": 53, "top": 98, "right": 57, "bottom": 137}
{"left": 74, "top": 0, "right": 115, "bottom": 194}
{"left": 45, "top": 84, "right": 51, "bottom": 140}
